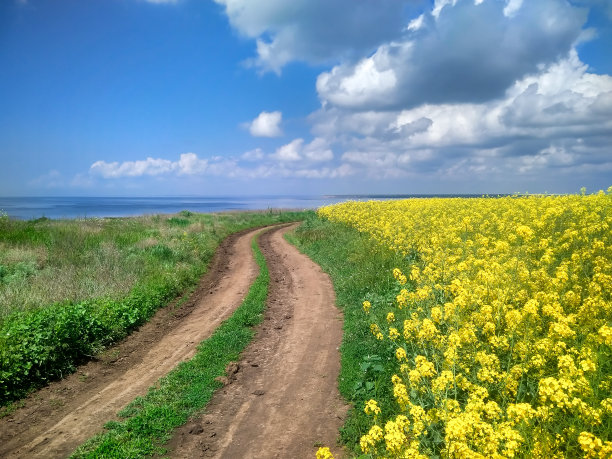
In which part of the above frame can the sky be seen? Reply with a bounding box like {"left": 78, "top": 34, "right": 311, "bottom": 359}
{"left": 1, "top": 0, "right": 611, "bottom": 196}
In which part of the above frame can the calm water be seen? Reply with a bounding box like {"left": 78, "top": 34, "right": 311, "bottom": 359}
{"left": 0, "top": 195, "right": 485, "bottom": 221}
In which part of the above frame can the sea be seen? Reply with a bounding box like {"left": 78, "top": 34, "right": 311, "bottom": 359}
{"left": 0, "top": 195, "right": 485, "bottom": 221}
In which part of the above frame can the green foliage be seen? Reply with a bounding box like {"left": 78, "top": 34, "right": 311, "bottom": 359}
{"left": 288, "top": 214, "right": 406, "bottom": 455}
{"left": 0, "top": 261, "right": 38, "bottom": 284}
{"left": 166, "top": 217, "right": 190, "bottom": 227}
{"left": 72, "top": 234, "right": 269, "bottom": 458}
{"left": 0, "top": 210, "right": 305, "bottom": 406}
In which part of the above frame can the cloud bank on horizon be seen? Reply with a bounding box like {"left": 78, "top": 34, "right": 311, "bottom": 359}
{"left": 6, "top": 0, "right": 612, "bottom": 195}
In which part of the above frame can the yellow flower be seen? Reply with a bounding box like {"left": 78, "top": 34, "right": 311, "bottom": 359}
{"left": 364, "top": 399, "right": 381, "bottom": 416}
{"left": 315, "top": 447, "right": 334, "bottom": 459}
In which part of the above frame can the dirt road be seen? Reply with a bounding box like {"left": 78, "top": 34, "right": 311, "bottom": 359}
{"left": 0, "top": 227, "right": 262, "bottom": 458}
{"left": 0, "top": 223, "right": 347, "bottom": 458}
{"left": 168, "top": 224, "right": 347, "bottom": 458}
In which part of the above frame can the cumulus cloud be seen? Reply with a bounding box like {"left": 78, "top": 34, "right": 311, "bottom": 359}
{"left": 269, "top": 137, "right": 334, "bottom": 163}
{"left": 271, "top": 139, "right": 303, "bottom": 161}
{"left": 90, "top": 153, "right": 208, "bottom": 178}
{"left": 111, "top": 0, "right": 610, "bottom": 191}
{"left": 249, "top": 111, "right": 283, "bottom": 137}
{"left": 311, "top": 49, "right": 612, "bottom": 182}
{"left": 88, "top": 140, "right": 340, "bottom": 183}
{"left": 317, "top": 0, "right": 588, "bottom": 110}
{"left": 213, "top": 0, "right": 412, "bottom": 73}
{"left": 241, "top": 148, "right": 265, "bottom": 161}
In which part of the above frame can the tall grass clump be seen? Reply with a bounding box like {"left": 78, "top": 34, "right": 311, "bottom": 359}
{"left": 0, "top": 210, "right": 306, "bottom": 405}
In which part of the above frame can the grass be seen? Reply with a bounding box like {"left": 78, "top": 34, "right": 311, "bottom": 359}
{"left": 0, "top": 210, "right": 306, "bottom": 406}
{"left": 287, "top": 214, "right": 407, "bottom": 456}
{"left": 0, "top": 210, "right": 303, "bottom": 320}
{"left": 71, "top": 233, "right": 270, "bottom": 458}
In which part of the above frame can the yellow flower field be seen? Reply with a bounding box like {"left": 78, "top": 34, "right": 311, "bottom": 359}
{"left": 318, "top": 190, "right": 612, "bottom": 458}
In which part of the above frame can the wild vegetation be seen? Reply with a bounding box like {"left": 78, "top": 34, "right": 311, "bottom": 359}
{"left": 294, "top": 190, "right": 612, "bottom": 458}
{"left": 0, "top": 210, "right": 305, "bottom": 406}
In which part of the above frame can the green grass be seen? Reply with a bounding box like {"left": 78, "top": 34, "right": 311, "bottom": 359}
{"left": 71, "top": 233, "right": 270, "bottom": 458}
{"left": 0, "top": 210, "right": 303, "bottom": 319}
{"left": 0, "top": 210, "right": 306, "bottom": 406}
{"left": 287, "top": 213, "right": 409, "bottom": 456}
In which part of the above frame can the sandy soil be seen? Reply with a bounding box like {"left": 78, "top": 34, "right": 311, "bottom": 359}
{"left": 0, "top": 223, "right": 348, "bottom": 459}
{"left": 0, "top": 227, "right": 262, "bottom": 458}
{"left": 167, "top": 224, "right": 348, "bottom": 459}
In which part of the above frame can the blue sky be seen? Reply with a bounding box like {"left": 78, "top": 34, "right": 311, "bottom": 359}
{"left": 1, "top": 0, "right": 611, "bottom": 196}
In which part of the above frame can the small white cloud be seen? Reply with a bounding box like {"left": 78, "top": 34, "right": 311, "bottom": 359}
{"left": 303, "top": 137, "right": 334, "bottom": 162}
{"left": 90, "top": 157, "right": 174, "bottom": 178}
{"left": 90, "top": 153, "right": 208, "bottom": 178}
{"left": 241, "top": 148, "right": 265, "bottom": 161}
{"left": 177, "top": 152, "right": 208, "bottom": 175}
{"left": 406, "top": 14, "right": 425, "bottom": 31}
{"left": 28, "top": 170, "right": 64, "bottom": 188}
{"left": 271, "top": 139, "right": 303, "bottom": 161}
{"left": 249, "top": 111, "right": 283, "bottom": 137}
{"left": 503, "top": 0, "right": 524, "bottom": 17}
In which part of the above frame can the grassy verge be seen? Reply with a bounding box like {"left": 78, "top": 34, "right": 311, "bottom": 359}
{"left": 287, "top": 214, "right": 407, "bottom": 457}
{"left": 71, "top": 233, "right": 269, "bottom": 458}
{"left": 0, "top": 210, "right": 305, "bottom": 406}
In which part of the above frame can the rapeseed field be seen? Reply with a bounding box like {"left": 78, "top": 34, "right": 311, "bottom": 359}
{"left": 317, "top": 190, "right": 611, "bottom": 458}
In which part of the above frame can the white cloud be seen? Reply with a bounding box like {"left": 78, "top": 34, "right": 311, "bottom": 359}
{"left": 503, "top": 0, "right": 523, "bottom": 17}
{"left": 317, "top": 43, "right": 401, "bottom": 109}
{"left": 406, "top": 14, "right": 425, "bottom": 32}
{"left": 268, "top": 137, "right": 334, "bottom": 163}
{"left": 176, "top": 152, "right": 208, "bottom": 175}
{"left": 271, "top": 139, "right": 303, "bottom": 161}
{"left": 249, "top": 111, "right": 283, "bottom": 137}
{"left": 317, "top": 0, "right": 588, "bottom": 110}
{"left": 309, "top": 49, "right": 612, "bottom": 185}
{"left": 90, "top": 153, "right": 208, "bottom": 178}
{"left": 241, "top": 148, "right": 265, "bottom": 161}
{"left": 303, "top": 137, "right": 334, "bottom": 162}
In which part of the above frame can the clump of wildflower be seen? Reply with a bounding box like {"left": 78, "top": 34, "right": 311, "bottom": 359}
{"left": 360, "top": 425, "right": 383, "bottom": 454}
{"left": 365, "top": 399, "right": 381, "bottom": 417}
{"left": 315, "top": 446, "right": 334, "bottom": 459}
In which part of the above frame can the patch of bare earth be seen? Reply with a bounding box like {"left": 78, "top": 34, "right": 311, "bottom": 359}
{"left": 167, "top": 223, "right": 349, "bottom": 459}
{"left": 0, "top": 227, "right": 263, "bottom": 459}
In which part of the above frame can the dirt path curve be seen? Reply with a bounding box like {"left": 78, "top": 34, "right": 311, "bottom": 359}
{"left": 167, "top": 223, "right": 348, "bottom": 459}
{"left": 0, "top": 227, "right": 264, "bottom": 459}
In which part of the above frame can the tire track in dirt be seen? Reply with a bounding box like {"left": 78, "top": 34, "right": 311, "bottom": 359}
{"left": 167, "top": 223, "right": 349, "bottom": 459}
{"left": 0, "top": 227, "right": 264, "bottom": 459}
